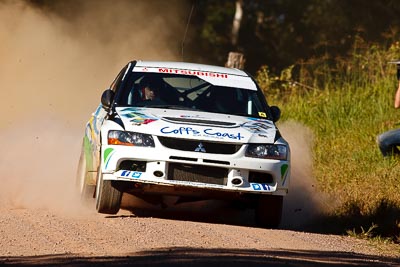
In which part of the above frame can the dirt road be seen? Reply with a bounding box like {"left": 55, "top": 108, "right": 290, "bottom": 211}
{"left": 0, "top": 122, "right": 398, "bottom": 266}
{"left": 1, "top": 194, "right": 399, "bottom": 267}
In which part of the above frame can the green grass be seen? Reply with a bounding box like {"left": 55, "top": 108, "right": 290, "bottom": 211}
{"left": 256, "top": 40, "right": 400, "bottom": 242}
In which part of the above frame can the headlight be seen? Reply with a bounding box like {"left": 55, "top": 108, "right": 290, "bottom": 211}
{"left": 108, "top": 130, "right": 155, "bottom": 147}
{"left": 245, "top": 144, "right": 288, "bottom": 160}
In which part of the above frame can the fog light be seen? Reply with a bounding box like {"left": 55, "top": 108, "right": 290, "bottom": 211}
{"left": 231, "top": 177, "right": 243, "bottom": 186}
{"left": 153, "top": 171, "right": 164, "bottom": 177}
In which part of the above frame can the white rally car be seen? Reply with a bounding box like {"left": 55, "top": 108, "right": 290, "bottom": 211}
{"left": 76, "top": 60, "right": 290, "bottom": 228}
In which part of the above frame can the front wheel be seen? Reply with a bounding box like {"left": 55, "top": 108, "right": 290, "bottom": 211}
{"left": 255, "top": 195, "right": 283, "bottom": 229}
{"left": 95, "top": 171, "right": 122, "bottom": 214}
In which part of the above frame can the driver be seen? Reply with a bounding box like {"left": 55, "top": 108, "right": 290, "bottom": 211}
{"left": 142, "top": 81, "right": 160, "bottom": 101}
{"left": 137, "top": 76, "right": 166, "bottom": 106}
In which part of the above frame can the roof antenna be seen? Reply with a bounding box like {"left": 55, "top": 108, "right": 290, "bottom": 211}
{"left": 181, "top": 1, "right": 195, "bottom": 62}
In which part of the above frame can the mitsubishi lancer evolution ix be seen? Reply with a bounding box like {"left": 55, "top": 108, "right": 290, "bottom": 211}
{"left": 76, "top": 60, "right": 290, "bottom": 228}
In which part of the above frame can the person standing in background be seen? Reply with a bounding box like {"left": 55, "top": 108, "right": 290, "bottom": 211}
{"left": 377, "top": 62, "right": 400, "bottom": 156}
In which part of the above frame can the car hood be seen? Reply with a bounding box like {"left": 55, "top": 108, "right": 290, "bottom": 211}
{"left": 115, "top": 107, "right": 278, "bottom": 143}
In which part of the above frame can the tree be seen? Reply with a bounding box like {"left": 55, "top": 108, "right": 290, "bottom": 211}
{"left": 186, "top": 0, "right": 400, "bottom": 75}
{"left": 231, "top": 0, "right": 243, "bottom": 46}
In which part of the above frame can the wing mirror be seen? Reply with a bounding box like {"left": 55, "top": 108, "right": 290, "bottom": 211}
{"left": 270, "top": 106, "right": 281, "bottom": 122}
{"left": 101, "top": 89, "right": 115, "bottom": 111}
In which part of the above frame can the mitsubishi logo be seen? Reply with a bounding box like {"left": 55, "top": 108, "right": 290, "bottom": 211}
{"left": 194, "top": 142, "right": 206, "bottom": 153}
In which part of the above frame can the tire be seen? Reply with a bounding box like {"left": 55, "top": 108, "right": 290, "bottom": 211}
{"left": 76, "top": 148, "right": 95, "bottom": 201}
{"left": 255, "top": 195, "right": 283, "bottom": 229}
{"left": 95, "top": 171, "right": 122, "bottom": 214}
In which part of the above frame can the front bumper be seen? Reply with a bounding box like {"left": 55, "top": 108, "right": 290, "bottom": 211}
{"left": 100, "top": 143, "right": 290, "bottom": 196}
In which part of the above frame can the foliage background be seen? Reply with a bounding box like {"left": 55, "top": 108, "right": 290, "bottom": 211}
{"left": 187, "top": 0, "right": 400, "bottom": 74}
{"left": 256, "top": 40, "right": 400, "bottom": 242}
{"left": 28, "top": 0, "right": 400, "bottom": 75}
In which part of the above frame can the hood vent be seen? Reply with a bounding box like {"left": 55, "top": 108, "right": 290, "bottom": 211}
{"left": 162, "top": 117, "right": 237, "bottom": 128}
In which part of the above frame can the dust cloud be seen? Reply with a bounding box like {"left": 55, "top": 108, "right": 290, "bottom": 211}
{"left": 0, "top": 0, "right": 186, "bottom": 214}
{"left": 279, "top": 121, "right": 329, "bottom": 229}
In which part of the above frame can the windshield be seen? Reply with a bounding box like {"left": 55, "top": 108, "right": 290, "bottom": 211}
{"left": 115, "top": 72, "right": 271, "bottom": 119}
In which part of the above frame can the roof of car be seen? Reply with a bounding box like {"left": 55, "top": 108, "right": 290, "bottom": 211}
{"left": 132, "top": 60, "right": 257, "bottom": 90}
{"left": 134, "top": 60, "right": 249, "bottom": 77}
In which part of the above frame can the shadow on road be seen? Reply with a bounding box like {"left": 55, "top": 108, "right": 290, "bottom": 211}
{"left": 1, "top": 247, "right": 399, "bottom": 266}
{"left": 117, "top": 194, "right": 322, "bottom": 231}
{"left": 117, "top": 195, "right": 400, "bottom": 241}
{"left": 118, "top": 195, "right": 258, "bottom": 227}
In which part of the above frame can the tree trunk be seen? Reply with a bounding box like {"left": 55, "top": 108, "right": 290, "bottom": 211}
{"left": 225, "top": 52, "right": 245, "bottom": 70}
{"left": 231, "top": 0, "right": 243, "bottom": 46}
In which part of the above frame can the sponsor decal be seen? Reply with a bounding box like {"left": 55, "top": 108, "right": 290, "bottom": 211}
{"left": 161, "top": 126, "right": 200, "bottom": 135}
{"left": 119, "top": 108, "right": 158, "bottom": 125}
{"left": 86, "top": 123, "right": 94, "bottom": 145}
{"left": 258, "top": 112, "right": 267, "bottom": 118}
{"left": 203, "top": 128, "right": 244, "bottom": 140}
{"left": 88, "top": 105, "right": 103, "bottom": 140}
{"left": 281, "top": 164, "right": 289, "bottom": 185}
{"left": 251, "top": 183, "right": 272, "bottom": 191}
{"left": 167, "top": 180, "right": 224, "bottom": 188}
{"left": 103, "top": 148, "right": 115, "bottom": 169}
{"left": 120, "top": 170, "right": 142, "bottom": 179}
{"left": 180, "top": 114, "right": 206, "bottom": 119}
{"left": 158, "top": 68, "right": 228, "bottom": 79}
{"left": 83, "top": 136, "right": 95, "bottom": 180}
{"left": 160, "top": 126, "right": 244, "bottom": 140}
{"left": 241, "top": 120, "right": 274, "bottom": 134}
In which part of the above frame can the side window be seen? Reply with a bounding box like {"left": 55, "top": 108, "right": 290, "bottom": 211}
{"left": 115, "top": 73, "right": 145, "bottom": 106}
